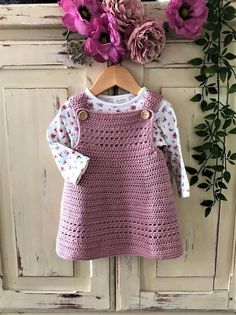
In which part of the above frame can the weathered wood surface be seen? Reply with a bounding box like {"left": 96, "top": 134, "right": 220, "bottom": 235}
{"left": 0, "top": 1, "right": 236, "bottom": 313}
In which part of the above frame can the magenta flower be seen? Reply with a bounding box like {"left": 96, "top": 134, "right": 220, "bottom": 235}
{"left": 126, "top": 20, "right": 166, "bottom": 64}
{"left": 165, "top": 0, "right": 208, "bottom": 39}
{"left": 59, "top": 0, "right": 103, "bottom": 36}
{"left": 85, "top": 13, "right": 127, "bottom": 63}
{"left": 103, "top": 0, "right": 144, "bottom": 33}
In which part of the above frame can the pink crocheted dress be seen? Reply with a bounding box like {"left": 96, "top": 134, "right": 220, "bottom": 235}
{"left": 56, "top": 89, "right": 184, "bottom": 260}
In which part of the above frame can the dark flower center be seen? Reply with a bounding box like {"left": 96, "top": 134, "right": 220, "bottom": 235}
{"left": 78, "top": 5, "right": 91, "bottom": 21}
{"left": 99, "top": 32, "right": 110, "bottom": 44}
{"left": 179, "top": 5, "right": 190, "bottom": 19}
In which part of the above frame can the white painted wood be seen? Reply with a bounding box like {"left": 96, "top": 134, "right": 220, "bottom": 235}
{"left": 1, "top": 312, "right": 235, "bottom": 315}
{"left": 0, "top": 64, "right": 110, "bottom": 311}
{"left": 140, "top": 290, "right": 229, "bottom": 311}
{"left": 0, "top": 2, "right": 236, "bottom": 313}
{"left": 117, "top": 65, "right": 236, "bottom": 310}
{"left": 0, "top": 3, "right": 167, "bottom": 29}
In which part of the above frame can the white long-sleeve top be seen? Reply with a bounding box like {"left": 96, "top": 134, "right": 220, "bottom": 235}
{"left": 46, "top": 87, "right": 190, "bottom": 198}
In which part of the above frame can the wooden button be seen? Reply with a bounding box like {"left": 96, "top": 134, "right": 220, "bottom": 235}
{"left": 78, "top": 110, "right": 89, "bottom": 121}
{"left": 140, "top": 109, "right": 151, "bottom": 120}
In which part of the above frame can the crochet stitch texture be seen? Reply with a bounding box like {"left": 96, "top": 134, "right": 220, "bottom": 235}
{"left": 56, "top": 89, "right": 184, "bottom": 260}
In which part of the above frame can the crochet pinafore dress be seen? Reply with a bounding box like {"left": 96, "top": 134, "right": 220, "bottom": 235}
{"left": 56, "top": 89, "right": 184, "bottom": 260}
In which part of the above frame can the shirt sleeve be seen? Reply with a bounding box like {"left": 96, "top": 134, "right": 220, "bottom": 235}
{"left": 46, "top": 99, "right": 90, "bottom": 185}
{"left": 153, "top": 99, "right": 190, "bottom": 199}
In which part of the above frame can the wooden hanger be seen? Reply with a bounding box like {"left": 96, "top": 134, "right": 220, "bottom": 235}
{"left": 89, "top": 65, "right": 142, "bottom": 96}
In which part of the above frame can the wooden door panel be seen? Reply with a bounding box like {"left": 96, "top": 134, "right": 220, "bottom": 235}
{"left": 116, "top": 64, "right": 236, "bottom": 311}
{"left": 0, "top": 67, "right": 110, "bottom": 311}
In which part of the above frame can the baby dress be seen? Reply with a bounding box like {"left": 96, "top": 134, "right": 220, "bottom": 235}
{"left": 46, "top": 87, "right": 190, "bottom": 261}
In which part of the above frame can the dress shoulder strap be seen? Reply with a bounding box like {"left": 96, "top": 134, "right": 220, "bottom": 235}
{"left": 144, "top": 89, "right": 163, "bottom": 112}
{"left": 69, "top": 89, "right": 163, "bottom": 113}
{"left": 69, "top": 91, "right": 91, "bottom": 113}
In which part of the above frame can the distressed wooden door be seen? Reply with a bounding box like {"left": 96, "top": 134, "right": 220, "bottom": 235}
{"left": 116, "top": 45, "right": 236, "bottom": 312}
{"left": 1, "top": 3, "right": 236, "bottom": 314}
{"left": 0, "top": 41, "right": 112, "bottom": 312}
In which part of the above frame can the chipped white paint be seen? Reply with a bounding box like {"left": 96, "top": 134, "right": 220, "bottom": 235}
{"left": 0, "top": 3, "right": 167, "bottom": 29}
{"left": 0, "top": 64, "right": 110, "bottom": 311}
{"left": 140, "top": 290, "right": 229, "bottom": 310}
{"left": 0, "top": 1, "right": 236, "bottom": 313}
{"left": 117, "top": 57, "right": 236, "bottom": 311}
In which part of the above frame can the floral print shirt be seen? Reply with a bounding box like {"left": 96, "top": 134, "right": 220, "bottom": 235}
{"left": 46, "top": 87, "right": 190, "bottom": 198}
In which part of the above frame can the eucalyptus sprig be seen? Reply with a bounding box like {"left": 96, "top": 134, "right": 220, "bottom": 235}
{"left": 186, "top": 0, "right": 236, "bottom": 217}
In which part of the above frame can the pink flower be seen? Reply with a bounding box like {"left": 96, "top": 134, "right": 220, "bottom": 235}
{"left": 165, "top": 0, "right": 208, "bottom": 39}
{"left": 103, "top": 0, "right": 144, "bottom": 33}
{"left": 126, "top": 20, "right": 166, "bottom": 64}
{"left": 58, "top": 0, "right": 103, "bottom": 36}
{"left": 85, "top": 13, "right": 127, "bottom": 63}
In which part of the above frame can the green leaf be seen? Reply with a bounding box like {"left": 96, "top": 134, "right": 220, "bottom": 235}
{"left": 192, "top": 154, "right": 202, "bottom": 161}
{"left": 230, "top": 153, "right": 236, "bottom": 160}
{"left": 192, "top": 145, "right": 204, "bottom": 152}
{"left": 215, "top": 118, "right": 221, "bottom": 129}
{"left": 224, "top": 13, "right": 236, "bottom": 20}
{"left": 223, "top": 5, "right": 236, "bottom": 15}
{"left": 217, "top": 193, "right": 227, "bottom": 201}
{"left": 202, "top": 169, "right": 213, "bottom": 178}
{"left": 211, "top": 53, "right": 218, "bottom": 64}
{"left": 191, "top": 94, "right": 202, "bottom": 102}
{"left": 224, "top": 34, "right": 233, "bottom": 47}
{"left": 201, "top": 200, "right": 213, "bottom": 207}
{"left": 188, "top": 58, "right": 203, "bottom": 66}
{"left": 205, "top": 207, "right": 212, "bottom": 217}
{"left": 211, "top": 144, "right": 221, "bottom": 158}
{"left": 205, "top": 102, "right": 215, "bottom": 111}
{"left": 223, "top": 119, "right": 232, "bottom": 129}
{"left": 223, "top": 6, "right": 236, "bottom": 20}
{"left": 204, "top": 114, "right": 215, "bottom": 120}
{"left": 207, "top": 65, "right": 219, "bottom": 74}
{"left": 218, "top": 182, "right": 227, "bottom": 189}
{"left": 193, "top": 153, "right": 206, "bottom": 164}
{"left": 223, "top": 1, "right": 233, "bottom": 8}
{"left": 201, "top": 100, "right": 208, "bottom": 111}
{"left": 208, "top": 87, "right": 218, "bottom": 94}
{"left": 194, "top": 38, "right": 207, "bottom": 46}
{"left": 190, "top": 175, "right": 198, "bottom": 186}
{"left": 201, "top": 65, "right": 208, "bottom": 75}
{"left": 185, "top": 167, "right": 197, "bottom": 175}
{"left": 195, "top": 74, "right": 207, "bottom": 82}
{"left": 225, "top": 53, "right": 236, "bottom": 60}
{"left": 202, "top": 142, "right": 212, "bottom": 150}
{"left": 223, "top": 58, "right": 232, "bottom": 71}
{"left": 195, "top": 123, "right": 207, "bottom": 130}
{"left": 224, "top": 171, "right": 231, "bottom": 183}
{"left": 198, "top": 183, "right": 209, "bottom": 189}
{"left": 205, "top": 22, "right": 216, "bottom": 30}
{"left": 209, "top": 165, "right": 224, "bottom": 171}
{"left": 229, "top": 127, "right": 236, "bottom": 134}
{"left": 208, "top": 10, "right": 218, "bottom": 22}
{"left": 217, "top": 130, "right": 228, "bottom": 137}
{"left": 224, "top": 108, "right": 236, "bottom": 116}
{"left": 212, "top": 25, "right": 222, "bottom": 41}
{"left": 222, "top": 47, "right": 228, "bottom": 55}
{"left": 206, "top": 47, "right": 215, "bottom": 55}
{"left": 219, "top": 67, "right": 228, "bottom": 82}
{"left": 196, "top": 130, "right": 208, "bottom": 137}
{"left": 229, "top": 84, "right": 236, "bottom": 94}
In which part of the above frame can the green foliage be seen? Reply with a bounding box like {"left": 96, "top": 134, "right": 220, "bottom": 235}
{"left": 187, "top": 0, "right": 236, "bottom": 217}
